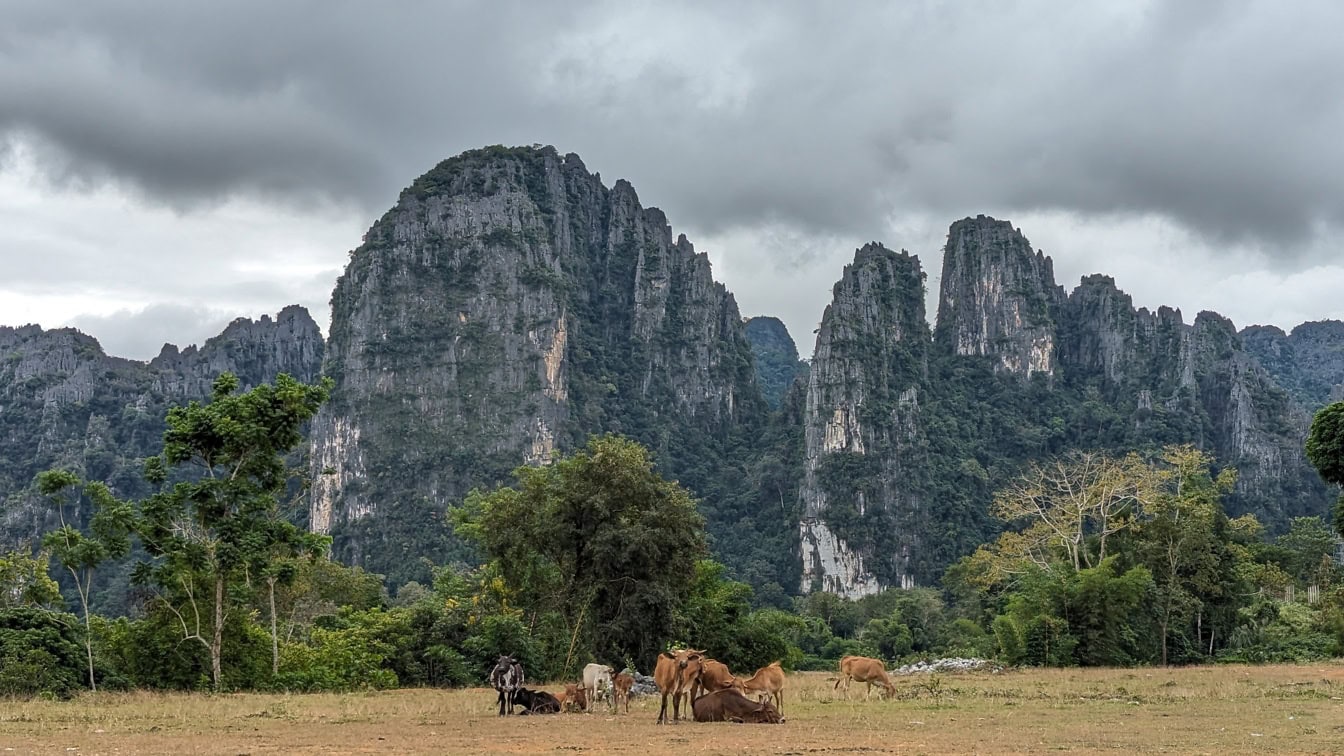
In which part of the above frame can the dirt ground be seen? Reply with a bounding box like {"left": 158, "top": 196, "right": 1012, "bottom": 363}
{"left": 2, "top": 664, "right": 1342, "bottom": 755}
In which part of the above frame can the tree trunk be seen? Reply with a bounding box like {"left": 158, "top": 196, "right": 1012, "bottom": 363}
{"left": 268, "top": 576, "right": 279, "bottom": 677}
{"left": 211, "top": 574, "right": 225, "bottom": 691}
{"left": 1160, "top": 616, "right": 1169, "bottom": 667}
{"left": 80, "top": 583, "right": 96, "bottom": 693}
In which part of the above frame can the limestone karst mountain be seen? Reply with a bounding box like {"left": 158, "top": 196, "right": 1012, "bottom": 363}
{"left": 0, "top": 147, "right": 1335, "bottom": 601}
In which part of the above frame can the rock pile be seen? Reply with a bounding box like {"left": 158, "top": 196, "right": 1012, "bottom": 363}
{"left": 894, "top": 658, "right": 994, "bottom": 675}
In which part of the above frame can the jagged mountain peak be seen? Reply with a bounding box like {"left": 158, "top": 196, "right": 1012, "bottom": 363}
{"left": 935, "top": 215, "right": 1062, "bottom": 379}
{"left": 310, "top": 146, "right": 768, "bottom": 583}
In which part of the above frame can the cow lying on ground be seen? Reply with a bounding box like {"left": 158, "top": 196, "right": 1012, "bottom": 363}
{"left": 692, "top": 688, "right": 784, "bottom": 723}
{"left": 512, "top": 687, "right": 561, "bottom": 714}
{"left": 654, "top": 648, "right": 705, "bottom": 724}
{"left": 490, "top": 655, "right": 525, "bottom": 716}
{"left": 582, "top": 663, "right": 615, "bottom": 712}
{"left": 834, "top": 655, "right": 896, "bottom": 699}
{"left": 560, "top": 682, "right": 587, "bottom": 713}
{"left": 612, "top": 672, "right": 634, "bottom": 714}
{"left": 740, "top": 661, "right": 786, "bottom": 713}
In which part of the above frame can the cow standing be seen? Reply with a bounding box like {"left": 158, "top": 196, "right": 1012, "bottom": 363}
{"left": 582, "top": 663, "right": 614, "bottom": 712}
{"left": 693, "top": 658, "right": 741, "bottom": 701}
{"left": 612, "top": 672, "right": 635, "bottom": 714}
{"left": 490, "top": 655, "right": 525, "bottom": 716}
{"left": 740, "top": 661, "right": 786, "bottom": 714}
{"left": 654, "top": 649, "right": 705, "bottom": 724}
{"left": 834, "top": 655, "right": 897, "bottom": 699}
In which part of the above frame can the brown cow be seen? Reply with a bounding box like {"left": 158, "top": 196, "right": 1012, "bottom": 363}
{"left": 834, "top": 655, "right": 896, "bottom": 699}
{"left": 692, "top": 688, "right": 783, "bottom": 723}
{"left": 561, "top": 682, "right": 587, "bottom": 713}
{"left": 694, "top": 658, "right": 741, "bottom": 700}
{"left": 740, "top": 660, "right": 786, "bottom": 713}
{"left": 654, "top": 648, "right": 705, "bottom": 724}
{"left": 612, "top": 672, "right": 634, "bottom": 714}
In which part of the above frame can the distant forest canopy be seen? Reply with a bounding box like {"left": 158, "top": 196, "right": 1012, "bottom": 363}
{"left": 2, "top": 376, "right": 1342, "bottom": 697}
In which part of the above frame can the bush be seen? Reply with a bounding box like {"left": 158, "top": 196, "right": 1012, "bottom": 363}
{"left": 0, "top": 608, "right": 85, "bottom": 698}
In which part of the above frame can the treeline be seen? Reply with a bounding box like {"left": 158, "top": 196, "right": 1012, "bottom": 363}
{"left": 1, "top": 378, "right": 1342, "bottom": 698}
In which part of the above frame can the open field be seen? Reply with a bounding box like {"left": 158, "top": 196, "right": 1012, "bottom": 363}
{"left": 3, "top": 664, "right": 1343, "bottom": 755}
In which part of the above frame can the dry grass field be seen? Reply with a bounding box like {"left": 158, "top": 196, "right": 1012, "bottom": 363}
{"left": 3, "top": 663, "right": 1343, "bottom": 755}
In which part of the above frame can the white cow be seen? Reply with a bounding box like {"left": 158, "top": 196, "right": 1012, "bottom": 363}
{"left": 582, "top": 663, "right": 615, "bottom": 712}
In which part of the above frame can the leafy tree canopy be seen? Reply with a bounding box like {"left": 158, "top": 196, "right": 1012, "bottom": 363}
{"left": 453, "top": 433, "right": 706, "bottom": 670}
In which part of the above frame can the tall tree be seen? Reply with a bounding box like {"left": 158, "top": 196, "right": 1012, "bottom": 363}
{"left": 991, "top": 451, "right": 1147, "bottom": 572}
{"left": 133, "top": 373, "right": 331, "bottom": 690}
{"left": 1305, "top": 402, "right": 1344, "bottom": 537}
{"left": 453, "top": 434, "right": 706, "bottom": 669}
{"left": 37, "top": 471, "right": 133, "bottom": 691}
{"left": 1133, "top": 446, "right": 1236, "bottom": 666}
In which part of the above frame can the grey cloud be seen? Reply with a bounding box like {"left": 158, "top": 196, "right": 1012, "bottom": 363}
{"left": 71, "top": 303, "right": 235, "bottom": 361}
{"left": 3, "top": 0, "right": 1344, "bottom": 262}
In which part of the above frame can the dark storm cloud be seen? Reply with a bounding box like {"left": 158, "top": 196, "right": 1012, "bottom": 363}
{"left": 3, "top": 1, "right": 1344, "bottom": 257}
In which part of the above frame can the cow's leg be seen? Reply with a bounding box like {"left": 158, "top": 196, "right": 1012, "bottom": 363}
{"left": 496, "top": 688, "right": 506, "bottom": 716}
{"left": 657, "top": 692, "right": 669, "bottom": 724}
{"left": 672, "top": 690, "right": 682, "bottom": 722}
{"left": 775, "top": 690, "right": 783, "bottom": 714}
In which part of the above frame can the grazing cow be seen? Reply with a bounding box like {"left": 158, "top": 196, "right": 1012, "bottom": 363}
{"left": 694, "top": 659, "right": 741, "bottom": 700}
{"left": 740, "top": 661, "right": 786, "bottom": 714}
{"left": 561, "top": 683, "right": 587, "bottom": 713}
{"left": 490, "top": 655, "right": 525, "bottom": 716}
{"left": 612, "top": 672, "right": 634, "bottom": 714}
{"left": 692, "top": 688, "right": 783, "bottom": 723}
{"left": 834, "top": 655, "right": 896, "bottom": 699}
{"left": 582, "top": 663, "right": 615, "bottom": 712}
{"left": 654, "top": 648, "right": 705, "bottom": 724}
{"left": 512, "top": 687, "right": 561, "bottom": 714}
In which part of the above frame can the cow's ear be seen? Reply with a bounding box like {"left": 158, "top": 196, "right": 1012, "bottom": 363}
{"left": 660, "top": 651, "right": 675, "bottom": 660}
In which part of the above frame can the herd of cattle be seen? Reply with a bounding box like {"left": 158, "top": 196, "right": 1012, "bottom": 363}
{"left": 487, "top": 652, "right": 901, "bottom": 725}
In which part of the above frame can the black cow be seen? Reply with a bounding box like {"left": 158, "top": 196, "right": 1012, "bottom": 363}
{"left": 513, "top": 687, "right": 562, "bottom": 714}
{"left": 490, "top": 655, "right": 525, "bottom": 716}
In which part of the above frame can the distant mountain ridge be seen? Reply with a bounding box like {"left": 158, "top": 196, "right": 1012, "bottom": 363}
{"left": 0, "top": 147, "right": 1336, "bottom": 600}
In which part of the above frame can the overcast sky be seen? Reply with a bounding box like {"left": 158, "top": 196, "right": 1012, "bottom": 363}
{"left": 3, "top": 1, "right": 1343, "bottom": 361}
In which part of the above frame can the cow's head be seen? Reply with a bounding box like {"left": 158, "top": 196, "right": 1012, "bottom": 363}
{"left": 681, "top": 651, "right": 706, "bottom": 685}
{"left": 745, "top": 700, "right": 784, "bottom": 724}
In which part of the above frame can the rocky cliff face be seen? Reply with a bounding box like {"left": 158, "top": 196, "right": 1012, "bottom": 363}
{"left": 310, "top": 146, "right": 767, "bottom": 583}
{"left": 1055, "top": 273, "right": 1327, "bottom": 526}
{"left": 798, "top": 243, "right": 929, "bottom": 596}
{"left": 743, "top": 317, "right": 809, "bottom": 409}
{"left": 0, "top": 308, "right": 324, "bottom": 543}
{"left": 1241, "top": 320, "right": 1344, "bottom": 409}
{"left": 795, "top": 217, "right": 1333, "bottom": 596}
{"left": 935, "top": 216, "right": 1063, "bottom": 379}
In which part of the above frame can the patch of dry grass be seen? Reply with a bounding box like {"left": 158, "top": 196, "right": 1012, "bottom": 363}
{"left": 2, "top": 663, "right": 1342, "bottom": 754}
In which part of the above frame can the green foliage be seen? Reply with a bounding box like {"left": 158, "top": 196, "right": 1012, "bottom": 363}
{"left": 277, "top": 608, "right": 401, "bottom": 691}
{"left": 0, "top": 546, "right": 62, "bottom": 608}
{"left": 131, "top": 372, "right": 332, "bottom": 690}
{"left": 454, "top": 434, "right": 706, "bottom": 670}
{"left": 0, "top": 608, "right": 85, "bottom": 698}
{"left": 1305, "top": 401, "right": 1344, "bottom": 536}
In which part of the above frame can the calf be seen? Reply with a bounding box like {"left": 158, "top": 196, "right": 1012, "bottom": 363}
{"left": 740, "top": 661, "right": 786, "bottom": 714}
{"left": 612, "top": 672, "right": 635, "bottom": 714}
{"left": 582, "top": 663, "right": 615, "bottom": 712}
{"left": 834, "top": 655, "right": 896, "bottom": 699}
{"left": 692, "top": 688, "right": 783, "bottom": 724}
{"left": 490, "top": 655, "right": 525, "bottom": 716}
{"left": 561, "top": 682, "right": 587, "bottom": 713}
{"left": 512, "top": 687, "right": 561, "bottom": 714}
{"left": 654, "top": 648, "right": 705, "bottom": 724}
